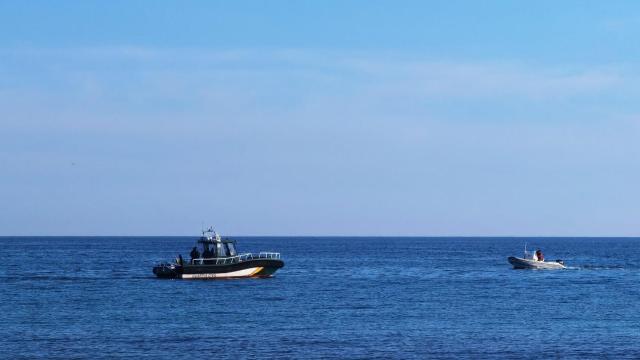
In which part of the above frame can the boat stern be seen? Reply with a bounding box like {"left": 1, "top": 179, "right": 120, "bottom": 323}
{"left": 153, "top": 263, "right": 181, "bottom": 278}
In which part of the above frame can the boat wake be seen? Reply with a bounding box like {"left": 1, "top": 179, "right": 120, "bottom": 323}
{"left": 573, "top": 264, "right": 629, "bottom": 270}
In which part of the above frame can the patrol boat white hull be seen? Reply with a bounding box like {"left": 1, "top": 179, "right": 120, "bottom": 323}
{"left": 508, "top": 256, "right": 566, "bottom": 270}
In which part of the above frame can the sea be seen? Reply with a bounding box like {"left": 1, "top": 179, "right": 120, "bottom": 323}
{"left": 1, "top": 236, "right": 639, "bottom": 359}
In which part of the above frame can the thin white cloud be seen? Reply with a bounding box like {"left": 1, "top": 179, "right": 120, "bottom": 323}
{"left": 2, "top": 47, "right": 640, "bottom": 236}
{"left": 0, "top": 47, "right": 627, "bottom": 101}
{"left": 0, "top": 46, "right": 637, "bottom": 137}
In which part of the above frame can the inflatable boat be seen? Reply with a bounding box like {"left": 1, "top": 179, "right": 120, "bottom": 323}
{"left": 508, "top": 256, "right": 565, "bottom": 269}
{"left": 508, "top": 244, "right": 565, "bottom": 270}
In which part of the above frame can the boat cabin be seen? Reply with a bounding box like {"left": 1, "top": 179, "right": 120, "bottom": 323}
{"left": 195, "top": 228, "right": 238, "bottom": 259}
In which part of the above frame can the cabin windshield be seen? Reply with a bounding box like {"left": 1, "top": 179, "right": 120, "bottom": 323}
{"left": 217, "top": 242, "right": 227, "bottom": 257}
{"left": 227, "top": 242, "right": 237, "bottom": 256}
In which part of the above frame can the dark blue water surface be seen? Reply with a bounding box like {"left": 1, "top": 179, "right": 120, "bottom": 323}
{"left": 1, "top": 237, "right": 640, "bottom": 359}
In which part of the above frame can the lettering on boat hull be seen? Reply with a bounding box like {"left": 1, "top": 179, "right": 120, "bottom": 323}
{"left": 181, "top": 267, "right": 265, "bottom": 279}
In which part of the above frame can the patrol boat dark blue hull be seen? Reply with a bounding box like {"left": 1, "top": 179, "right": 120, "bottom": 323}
{"left": 153, "top": 228, "right": 284, "bottom": 279}
{"left": 153, "top": 258, "right": 284, "bottom": 279}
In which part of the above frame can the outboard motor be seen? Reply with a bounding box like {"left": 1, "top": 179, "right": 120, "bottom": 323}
{"left": 153, "top": 263, "right": 180, "bottom": 278}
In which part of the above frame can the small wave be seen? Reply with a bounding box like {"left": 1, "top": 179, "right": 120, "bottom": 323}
{"left": 563, "top": 266, "right": 581, "bottom": 270}
{"left": 259, "top": 296, "right": 287, "bottom": 301}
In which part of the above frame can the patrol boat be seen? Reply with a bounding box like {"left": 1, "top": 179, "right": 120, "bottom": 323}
{"left": 153, "top": 228, "right": 284, "bottom": 279}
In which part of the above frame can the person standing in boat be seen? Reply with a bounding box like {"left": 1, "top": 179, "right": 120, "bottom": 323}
{"left": 202, "top": 244, "right": 213, "bottom": 259}
{"left": 535, "top": 249, "right": 544, "bottom": 262}
{"left": 190, "top": 246, "right": 200, "bottom": 263}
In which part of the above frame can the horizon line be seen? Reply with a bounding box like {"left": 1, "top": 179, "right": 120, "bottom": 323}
{"left": 1, "top": 234, "right": 640, "bottom": 238}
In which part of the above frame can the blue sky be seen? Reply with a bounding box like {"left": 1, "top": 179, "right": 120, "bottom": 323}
{"left": 1, "top": 1, "right": 640, "bottom": 236}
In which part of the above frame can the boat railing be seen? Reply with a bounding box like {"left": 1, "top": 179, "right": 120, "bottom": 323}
{"left": 258, "top": 252, "right": 281, "bottom": 259}
{"left": 191, "top": 252, "right": 280, "bottom": 265}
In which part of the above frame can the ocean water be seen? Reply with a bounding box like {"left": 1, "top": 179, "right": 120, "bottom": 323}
{"left": 1, "top": 237, "right": 639, "bottom": 359}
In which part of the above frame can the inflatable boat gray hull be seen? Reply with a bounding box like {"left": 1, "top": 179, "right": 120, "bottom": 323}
{"left": 508, "top": 257, "right": 565, "bottom": 270}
